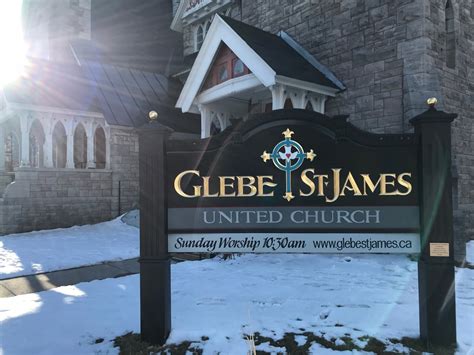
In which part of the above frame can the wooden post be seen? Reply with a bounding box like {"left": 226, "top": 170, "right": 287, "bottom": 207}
{"left": 410, "top": 101, "right": 457, "bottom": 350}
{"left": 138, "top": 118, "right": 173, "bottom": 345}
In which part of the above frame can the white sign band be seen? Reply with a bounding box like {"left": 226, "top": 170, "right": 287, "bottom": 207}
{"left": 169, "top": 233, "right": 420, "bottom": 254}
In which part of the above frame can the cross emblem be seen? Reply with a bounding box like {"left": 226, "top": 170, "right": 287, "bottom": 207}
{"left": 261, "top": 128, "right": 316, "bottom": 201}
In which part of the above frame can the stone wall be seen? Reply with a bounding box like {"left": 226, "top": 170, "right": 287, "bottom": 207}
{"left": 234, "top": 0, "right": 473, "bottom": 260}
{"left": 109, "top": 127, "right": 140, "bottom": 217}
{"left": 0, "top": 173, "right": 14, "bottom": 195}
{"left": 0, "top": 125, "right": 141, "bottom": 236}
{"left": 23, "top": 0, "right": 91, "bottom": 62}
{"left": 425, "top": 0, "right": 474, "bottom": 260}
{"left": 0, "top": 168, "right": 112, "bottom": 235}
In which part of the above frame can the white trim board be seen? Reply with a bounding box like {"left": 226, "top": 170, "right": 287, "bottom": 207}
{"left": 196, "top": 74, "right": 261, "bottom": 105}
{"left": 176, "top": 15, "right": 341, "bottom": 113}
{"left": 176, "top": 15, "right": 275, "bottom": 112}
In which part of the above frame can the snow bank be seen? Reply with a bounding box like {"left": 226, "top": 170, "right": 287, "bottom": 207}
{"left": 0, "top": 218, "right": 138, "bottom": 279}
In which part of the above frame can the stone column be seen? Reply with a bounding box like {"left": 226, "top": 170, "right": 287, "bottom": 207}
{"left": 19, "top": 115, "right": 30, "bottom": 167}
{"left": 0, "top": 125, "right": 5, "bottom": 171}
{"left": 43, "top": 120, "right": 53, "bottom": 168}
{"left": 105, "top": 126, "right": 111, "bottom": 170}
{"left": 86, "top": 122, "right": 95, "bottom": 168}
{"left": 65, "top": 121, "right": 75, "bottom": 169}
{"left": 66, "top": 132, "right": 74, "bottom": 168}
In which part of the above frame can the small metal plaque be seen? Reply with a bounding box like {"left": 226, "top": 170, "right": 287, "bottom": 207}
{"left": 429, "top": 243, "right": 450, "bottom": 257}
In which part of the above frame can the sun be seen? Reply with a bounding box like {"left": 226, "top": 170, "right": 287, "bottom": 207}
{"left": 0, "top": 0, "right": 26, "bottom": 88}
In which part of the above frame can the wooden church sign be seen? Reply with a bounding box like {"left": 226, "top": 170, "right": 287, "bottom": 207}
{"left": 138, "top": 106, "right": 457, "bottom": 351}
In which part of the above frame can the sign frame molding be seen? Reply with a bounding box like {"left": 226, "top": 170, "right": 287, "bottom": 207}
{"left": 138, "top": 108, "right": 457, "bottom": 351}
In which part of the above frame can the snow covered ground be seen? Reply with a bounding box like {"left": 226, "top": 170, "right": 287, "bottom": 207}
{"left": 0, "top": 218, "right": 139, "bottom": 279}
{"left": 1, "top": 251, "right": 473, "bottom": 354}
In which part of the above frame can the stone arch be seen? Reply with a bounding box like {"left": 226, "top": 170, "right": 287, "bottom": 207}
{"left": 5, "top": 131, "right": 19, "bottom": 171}
{"left": 445, "top": 0, "right": 456, "bottom": 68}
{"left": 94, "top": 125, "right": 106, "bottom": 169}
{"left": 52, "top": 121, "right": 67, "bottom": 168}
{"left": 29, "top": 119, "right": 45, "bottom": 168}
{"left": 73, "top": 123, "right": 87, "bottom": 169}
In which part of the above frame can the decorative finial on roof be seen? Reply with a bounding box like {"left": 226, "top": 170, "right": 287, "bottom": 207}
{"left": 148, "top": 111, "right": 158, "bottom": 121}
{"left": 427, "top": 97, "right": 438, "bottom": 108}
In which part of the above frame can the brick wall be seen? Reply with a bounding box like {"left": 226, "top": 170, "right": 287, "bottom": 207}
{"left": 0, "top": 168, "right": 112, "bottom": 235}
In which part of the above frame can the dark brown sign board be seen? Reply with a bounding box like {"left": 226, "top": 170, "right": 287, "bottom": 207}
{"left": 138, "top": 108, "right": 457, "bottom": 351}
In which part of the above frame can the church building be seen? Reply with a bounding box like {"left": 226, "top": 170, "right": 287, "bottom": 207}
{"left": 0, "top": 0, "right": 472, "bottom": 261}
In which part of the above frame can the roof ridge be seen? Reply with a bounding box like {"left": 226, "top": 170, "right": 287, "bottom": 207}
{"left": 277, "top": 31, "right": 345, "bottom": 91}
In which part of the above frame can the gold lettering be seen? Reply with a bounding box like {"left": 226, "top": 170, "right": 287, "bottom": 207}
{"left": 340, "top": 172, "right": 362, "bottom": 196}
{"left": 237, "top": 176, "right": 257, "bottom": 197}
{"left": 202, "top": 176, "right": 218, "bottom": 197}
{"left": 361, "top": 174, "right": 382, "bottom": 195}
{"left": 299, "top": 169, "right": 315, "bottom": 196}
{"left": 174, "top": 170, "right": 201, "bottom": 198}
{"left": 326, "top": 168, "right": 341, "bottom": 203}
{"left": 380, "top": 173, "right": 398, "bottom": 195}
{"left": 219, "top": 176, "right": 236, "bottom": 197}
{"left": 316, "top": 175, "right": 328, "bottom": 196}
{"left": 257, "top": 176, "right": 276, "bottom": 197}
{"left": 397, "top": 173, "right": 412, "bottom": 195}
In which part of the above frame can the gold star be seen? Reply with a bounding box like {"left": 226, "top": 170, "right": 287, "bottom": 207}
{"left": 282, "top": 128, "right": 294, "bottom": 139}
{"left": 261, "top": 151, "right": 271, "bottom": 162}
{"left": 283, "top": 192, "right": 294, "bottom": 202}
{"left": 306, "top": 149, "right": 316, "bottom": 162}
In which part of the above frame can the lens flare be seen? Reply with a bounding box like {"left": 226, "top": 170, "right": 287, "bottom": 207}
{"left": 0, "top": 0, "right": 26, "bottom": 88}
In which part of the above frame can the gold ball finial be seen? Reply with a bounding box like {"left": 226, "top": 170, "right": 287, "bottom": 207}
{"left": 148, "top": 111, "right": 158, "bottom": 121}
{"left": 427, "top": 97, "right": 438, "bottom": 107}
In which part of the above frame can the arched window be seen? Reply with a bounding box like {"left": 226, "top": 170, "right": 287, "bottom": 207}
{"left": 73, "top": 123, "right": 87, "bottom": 169}
{"left": 52, "top": 122, "right": 67, "bottom": 168}
{"left": 94, "top": 126, "right": 106, "bottom": 169}
{"left": 29, "top": 120, "right": 45, "bottom": 168}
{"left": 232, "top": 58, "right": 245, "bottom": 77}
{"left": 196, "top": 25, "right": 204, "bottom": 51}
{"left": 5, "top": 132, "right": 19, "bottom": 172}
{"left": 445, "top": 0, "right": 456, "bottom": 68}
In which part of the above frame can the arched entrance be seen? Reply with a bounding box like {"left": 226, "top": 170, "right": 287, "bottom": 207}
{"left": 52, "top": 122, "right": 67, "bottom": 168}
{"left": 94, "top": 126, "right": 106, "bottom": 169}
{"left": 74, "top": 123, "right": 87, "bottom": 169}
{"left": 29, "top": 120, "right": 45, "bottom": 168}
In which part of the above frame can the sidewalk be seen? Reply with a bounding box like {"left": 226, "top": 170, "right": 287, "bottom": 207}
{"left": 0, "top": 258, "right": 139, "bottom": 297}
{"left": 0, "top": 253, "right": 207, "bottom": 297}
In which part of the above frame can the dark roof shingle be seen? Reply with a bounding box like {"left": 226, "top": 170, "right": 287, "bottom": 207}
{"left": 221, "top": 16, "right": 341, "bottom": 90}
{"left": 4, "top": 57, "right": 199, "bottom": 132}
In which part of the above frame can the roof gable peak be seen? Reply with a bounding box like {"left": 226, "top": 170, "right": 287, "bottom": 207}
{"left": 176, "top": 15, "right": 343, "bottom": 113}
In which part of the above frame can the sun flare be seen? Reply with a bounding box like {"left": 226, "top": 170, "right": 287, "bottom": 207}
{"left": 0, "top": 0, "right": 26, "bottom": 88}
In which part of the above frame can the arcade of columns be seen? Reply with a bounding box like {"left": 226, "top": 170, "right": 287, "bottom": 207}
{"left": 0, "top": 111, "right": 109, "bottom": 172}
